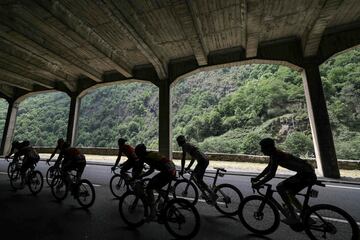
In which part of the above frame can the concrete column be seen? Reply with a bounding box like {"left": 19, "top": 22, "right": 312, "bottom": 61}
{"left": 0, "top": 101, "right": 19, "bottom": 156}
{"left": 158, "top": 79, "right": 172, "bottom": 159}
{"left": 66, "top": 95, "right": 81, "bottom": 147}
{"left": 301, "top": 63, "right": 340, "bottom": 178}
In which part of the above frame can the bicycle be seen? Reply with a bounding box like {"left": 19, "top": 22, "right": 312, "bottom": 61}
{"left": 6, "top": 156, "right": 23, "bottom": 179}
{"left": 119, "top": 177, "right": 201, "bottom": 239}
{"left": 172, "top": 167, "right": 243, "bottom": 216}
{"left": 10, "top": 162, "right": 43, "bottom": 195}
{"left": 238, "top": 181, "right": 359, "bottom": 239}
{"left": 50, "top": 169, "right": 96, "bottom": 209}
{"left": 46, "top": 162, "right": 61, "bottom": 186}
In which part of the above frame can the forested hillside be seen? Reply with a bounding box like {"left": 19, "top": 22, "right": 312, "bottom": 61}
{"left": 0, "top": 48, "right": 359, "bottom": 160}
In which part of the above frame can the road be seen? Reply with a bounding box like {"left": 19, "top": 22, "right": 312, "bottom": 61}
{"left": 0, "top": 159, "right": 359, "bottom": 240}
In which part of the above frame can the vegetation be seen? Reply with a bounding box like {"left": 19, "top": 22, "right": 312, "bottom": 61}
{"left": 0, "top": 48, "right": 358, "bottom": 160}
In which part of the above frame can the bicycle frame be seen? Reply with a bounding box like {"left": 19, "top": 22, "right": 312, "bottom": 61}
{"left": 184, "top": 168, "right": 226, "bottom": 192}
{"left": 255, "top": 183, "right": 323, "bottom": 220}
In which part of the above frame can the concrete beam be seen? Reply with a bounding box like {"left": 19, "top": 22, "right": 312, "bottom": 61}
{"left": 0, "top": 101, "right": 18, "bottom": 156}
{"left": 0, "top": 77, "right": 33, "bottom": 91}
{"left": 318, "top": 22, "right": 360, "bottom": 63}
{"left": 301, "top": 61, "right": 340, "bottom": 178}
{"left": 32, "top": 0, "right": 132, "bottom": 78}
{"left": 303, "top": 0, "right": 344, "bottom": 57}
{"left": 0, "top": 6, "right": 103, "bottom": 82}
{"left": 171, "top": 0, "right": 208, "bottom": 66}
{"left": 0, "top": 67, "right": 54, "bottom": 89}
{"left": 0, "top": 36, "right": 76, "bottom": 91}
{"left": 97, "top": 0, "right": 167, "bottom": 80}
{"left": 0, "top": 85, "right": 14, "bottom": 99}
{"left": 246, "top": 0, "right": 263, "bottom": 58}
{"left": 257, "top": 37, "right": 304, "bottom": 67}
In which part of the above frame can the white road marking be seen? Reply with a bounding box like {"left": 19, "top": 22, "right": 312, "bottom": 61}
{"left": 326, "top": 184, "right": 360, "bottom": 190}
{"left": 0, "top": 172, "right": 7, "bottom": 175}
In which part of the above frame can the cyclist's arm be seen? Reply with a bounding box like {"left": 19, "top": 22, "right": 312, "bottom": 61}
{"left": 186, "top": 157, "right": 196, "bottom": 170}
{"left": 48, "top": 145, "right": 59, "bottom": 161}
{"left": 180, "top": 148, "right": 186, "bottom": 172}
{"left": 253, "top": 160, "right": 277, "bottom": 186}
{"left": 113, "top": 149, "right": 122, "bottom": 169}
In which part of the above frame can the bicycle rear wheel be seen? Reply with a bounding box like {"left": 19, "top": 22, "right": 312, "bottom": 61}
{"left": 110, "top": 174, "right": 127, "bottom": 198}
{"left": 28, "top": 170, "right": 43, "bottom": 195}
{"left": 238, "top": 195, "right": 280, "bottom": 235}
{"left": 119, "top": 191, "right": 147, "bottom": 228}
{"left": 76, "top": 179, "right": 96, "bottom": 208}
{"left": 51, "top": 175, "right": 68, "bottom": 201}
{"left": 214, "top": 183, "right": 243, "bottom": 216}
{"left": 163, "top": 198, "right": 200, "bottom": 239}
{"left": 172, "top": 179, "right": 199, "bottom": 205}
{"left": 10, "top": 168, "right": 24, "bottom": 190}
{"left": 304, "top": 204, "right": 359, "bottom": 240}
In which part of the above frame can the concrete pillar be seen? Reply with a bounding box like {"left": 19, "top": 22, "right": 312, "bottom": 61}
{"left": 0, "top": 101, "right": 19, "bottom": 156}
{"left": 66, "top": 95, "right": 81, "bottom": 147}
{"left": 301, "top": 63, "right": 340, "bottom": 178}
{"left": 158, "top": 79, "right": 172, "bottom": 159}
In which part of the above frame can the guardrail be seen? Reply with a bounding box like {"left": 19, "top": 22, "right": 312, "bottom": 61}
{"left": 32, "top": 147, "right": 360, "bottom": 170}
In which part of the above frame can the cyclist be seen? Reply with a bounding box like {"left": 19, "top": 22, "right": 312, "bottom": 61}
{"left": 135, "top": 144, "right": 176, "bottom": 221}
{"left": 46, "top": 138, "right": 66, "bottom": 167}
{"left": 13, "top": 141, "right": 40, "bottom": 182}
{"left": 5, "top": 140, "right": 21, "bottom": 163}
{"left": 176, "top": 135, "right": 214, "bottom": 202}
{"left": 251, "top": 138, "right": 317, "bottom": 225}
{"left": 56, "top": 140, "right": 86, "bottom": 191}
{"left": 111, "top": 138, "right": 140, "bottom": 179}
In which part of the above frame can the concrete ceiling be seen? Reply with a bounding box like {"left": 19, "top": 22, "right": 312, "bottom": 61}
{"left": 0, "top": 0, "right": 359, "bottom": 100}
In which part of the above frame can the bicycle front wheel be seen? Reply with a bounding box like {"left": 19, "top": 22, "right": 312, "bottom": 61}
{"left": 172, "top": 179, "right": 199, "bottom": 205}
{"left": 7, "top": 162, "right": 16, "bottom": 178}
{"left": 10, "top": 168, "right": 24, "bottom": 190}
{"left": 76, "top": 179, "right": 96, "bottom": 208}
{"left": 51, "top": 175, "right": 68, "bottom": 201}
{"left": 163, "top": 198, "right": 200, "bottom": 239}
{"left": 238, "top": 195, "right": 280, "bottom": 235}
{"left": 28, "top": 170, "right": 43, "bottom": 195}
{"left": 214, "top": 183, "right": 243, "bottom": 216}
{"left": 110, "top": 174, "right": 127, "bottom": 198}
{"left": 304, "top": 204, "right": 359, "bottom": 240}
{"left": 119, "top": 191, "right": 147, "bottom": 228}
{"left": 46, "top": 166, "right": 60, "bottom": 186}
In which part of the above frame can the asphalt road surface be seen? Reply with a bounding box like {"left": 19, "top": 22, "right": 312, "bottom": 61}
{"left": 1, "top": 159, "right": 359, "bottom": 240}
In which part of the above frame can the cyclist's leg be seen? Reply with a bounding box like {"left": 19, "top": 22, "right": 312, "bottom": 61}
{"left": 20, "top": 157, "right": 31, "bottom": 180}
{"left": 146, "top": 172, "right": 172, "bottom": 219}
{"left": 277, "top": 176, "right": 300, "bottom": 221}
{"left": 193, "top": 161, "right": 211, "bottom": 195}
{"left": 120, "top": 159, "right": 132, "bottom": 181}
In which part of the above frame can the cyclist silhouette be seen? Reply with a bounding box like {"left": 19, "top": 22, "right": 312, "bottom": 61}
{"left": 135, "top": 144, "right": 176, "bottom": 221}
{"left": 111, "top": 138, "right": 140, "bottom": 179}
{"left": 251, "top": 138, "right": 317, "bottom": 225}
{"left": 176, "top": 135, "right": 214, "bottom": 201}
{"left": 13, "top": 141, "right": 40, "bottom": 181}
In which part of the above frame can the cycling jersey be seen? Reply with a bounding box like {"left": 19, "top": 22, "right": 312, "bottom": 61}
{"left": 142, "top": 152, "right": 176, "bottom": 175}
{"left": 181, "top": 143, "right": 208, "bottom": 163}
{"left": 269, "top": 150, "right": 314, "bottom": 174}
{"left": 120, "top": 144, "right": 138, "bottom": 161}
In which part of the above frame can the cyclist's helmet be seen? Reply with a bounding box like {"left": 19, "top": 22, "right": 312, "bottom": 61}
{"left": 12, "top": 140, "right": 20, "bottom": 148}
{"left": 57, "top": 138, "right": 65, "bottom": 145}
{"left": 176, "top": 135, "right": 186, "bottom": 146}
{"left": 118, "top": 138, "right": 127, "bottom": 146}
{"left": 259, "top": 138, "right": 275, "bottom": 148}
{"left": 22, "top": 140, "right": 30, "bottom": 147}
{"left": 135, "top": 144, "right": 147, "bottom": 157}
